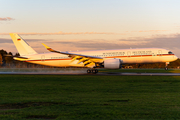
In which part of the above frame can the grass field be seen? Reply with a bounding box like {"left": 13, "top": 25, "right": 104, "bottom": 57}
{"left": 1, "top": 74, "right": 180, "bottom": 119}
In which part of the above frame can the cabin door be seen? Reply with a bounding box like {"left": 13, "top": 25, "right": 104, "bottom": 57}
{"left": 158, "top": 50, "right": 162, "bottom": 57}
{"left": 127, "top": 51, "right": 131, "bottom": 57}
{"left": 41, "top": 55, "right": 45, "bottom": 62}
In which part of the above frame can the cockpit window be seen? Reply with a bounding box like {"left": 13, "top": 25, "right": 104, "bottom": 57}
{"left": 168, "top": 51, "right": 173, "bottom": 54}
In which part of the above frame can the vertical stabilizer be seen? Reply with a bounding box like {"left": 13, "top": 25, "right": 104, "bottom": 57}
{"left": 10, "top": 33, "right": 37, "bottom": 56}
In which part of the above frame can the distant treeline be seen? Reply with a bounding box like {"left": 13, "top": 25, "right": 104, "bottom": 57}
{"left": 0, "top": 49, "right": 180, "bottom": 68}
{"left": 0, "top": 49, "right": 53, "bottom": 68}
{"left": 125, "top": 60, "right": 180, "bottom": 69}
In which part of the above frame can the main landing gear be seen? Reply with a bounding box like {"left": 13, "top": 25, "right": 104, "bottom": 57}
{"left": 87, "top": 69, "right": 98, "bottom": 74}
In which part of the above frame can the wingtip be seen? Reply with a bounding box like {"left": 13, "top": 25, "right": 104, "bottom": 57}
{"left": 42, "top": 43, "right": 50, "bottom": 48}
{"left": 42, "top": 43, "right": 54, "bottom": 52}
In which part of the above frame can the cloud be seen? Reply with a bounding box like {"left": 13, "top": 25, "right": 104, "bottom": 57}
{"left": 144, "top": 34, "right": 180, "bottom": 49}
{"left": 46, "top": 39, "right": 149, "bottom": 50}
{"left": 138, "top": 30, "right": 168, "bottom": 33}
{"left": 17, "top": 33, "right": 179, "bottom": 51}
{"left": 2, "top": 33, "right": 180, "bottom": 57}
{"left": 0, "top": 30, "right": 168, "bottom": 35}
{"left": 124, "top": 30, "right": 168, "bottom": 33}
{"left": 0, "top": 32, "right": 115, "bottom": 35}
{"left": 0, "top": 38, "right": 12, "bottom": 43}
{"left": 0, "top": 17, "right": 14, "bottom": 21}
{"left": 40, "top": 34, "right": 180, "bottom": 56}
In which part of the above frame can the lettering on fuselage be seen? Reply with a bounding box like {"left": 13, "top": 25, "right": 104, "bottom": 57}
{"left": 103, "top": 51, "right": 152, "bottom": 56}
{"left": 132, "top": 51, "right": 152, "bottom": 55}
{"left": 51, "top": 57, "right": 68, "bottom": 59}
{"left": 103, "top": 52, "right": 125, "bottom": 56}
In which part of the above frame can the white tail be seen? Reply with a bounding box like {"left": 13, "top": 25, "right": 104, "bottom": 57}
{"left": 10, "top": 33, "right": 37, "bottom": 56}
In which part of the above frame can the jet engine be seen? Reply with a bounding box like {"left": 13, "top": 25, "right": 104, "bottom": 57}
{"left": 104, "top": 59, "right": 121, "bottom": 69}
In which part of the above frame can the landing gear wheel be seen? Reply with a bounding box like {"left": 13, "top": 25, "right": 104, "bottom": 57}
{"left": 87, "top": 69, "right": 91, "bottom": 73}
{"left": 165, "top": 67, "right": 168, "bottom": 70}
{"left": 87, "top": 69, "right": 98, "bottom": 74}
{"left": 92, "top": 69, "right": 96, "bottom": 73}
{"left": 92, "top": 69, "right": 98, "bottom": 74}
{"left": 95, "top": 69, "right": 98, "bottom": 73}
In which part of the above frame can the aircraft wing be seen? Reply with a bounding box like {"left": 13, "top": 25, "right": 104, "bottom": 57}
{"left": 42, "top": 43, "right": 103, "bottom": 68}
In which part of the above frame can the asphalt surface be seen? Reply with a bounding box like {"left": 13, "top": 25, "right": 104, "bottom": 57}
{"left": 0, "top": 72, "right": 180, "bottom": 76}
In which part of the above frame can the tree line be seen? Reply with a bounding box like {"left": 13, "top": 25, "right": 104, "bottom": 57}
{"left": 0, "top": 49, "right": 53, "bottom": 68}
{"left": 0, "top": 49, "right": 180, "bottom": 68}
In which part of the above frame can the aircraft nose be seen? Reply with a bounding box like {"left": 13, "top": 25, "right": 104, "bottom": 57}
{"left": 174, "top": 55, "right": 178, "bottom": 60}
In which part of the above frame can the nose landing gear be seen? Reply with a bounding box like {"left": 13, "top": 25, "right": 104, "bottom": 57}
{"left": 165, "top": 67, "right": 168, "bottom": 70}
{"left": 87, "top": 69, "right": 98, "bottom": 74}
{"left": 165, "top": 62, "right": 169, "bottom": 70}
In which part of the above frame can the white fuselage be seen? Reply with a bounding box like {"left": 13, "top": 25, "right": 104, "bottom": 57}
{"left": 19, "top": 48, "right": 178, "bottom": 67}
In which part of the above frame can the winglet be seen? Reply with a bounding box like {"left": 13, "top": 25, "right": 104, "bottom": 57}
{"left": 42, "top": 43, "right": 54, "bottom": 52}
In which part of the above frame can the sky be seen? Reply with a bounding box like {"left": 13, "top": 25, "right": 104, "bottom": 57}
{"left": 1, "top": 0, "right": 180, "bottom": 57}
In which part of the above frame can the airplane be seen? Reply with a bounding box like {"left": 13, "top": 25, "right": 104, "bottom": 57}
{"left": 9, "top": 33, "right": 178, "bottom": 73}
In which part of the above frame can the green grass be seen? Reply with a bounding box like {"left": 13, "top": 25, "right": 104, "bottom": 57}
{"left": 0, "top": 75, "right": 180, "bottom": 119}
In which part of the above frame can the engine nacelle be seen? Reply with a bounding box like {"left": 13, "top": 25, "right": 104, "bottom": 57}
{"left": 104, "top": 59, "right": 121, "bottom": 69}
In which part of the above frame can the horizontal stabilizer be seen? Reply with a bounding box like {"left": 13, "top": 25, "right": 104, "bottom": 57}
{"left": 14, "top": 56, "right": 29, "bottom": 61}
{"left": 4, "top": 55, "right": 28, "bottom": 59}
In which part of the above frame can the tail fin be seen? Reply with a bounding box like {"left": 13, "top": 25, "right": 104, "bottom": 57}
{"left": 9, "top": 33, "right": 37, "bottom": 56}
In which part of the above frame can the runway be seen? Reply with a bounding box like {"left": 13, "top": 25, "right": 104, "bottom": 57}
{"left": 1, "top": 72, "right": 180, "bottom": 76}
